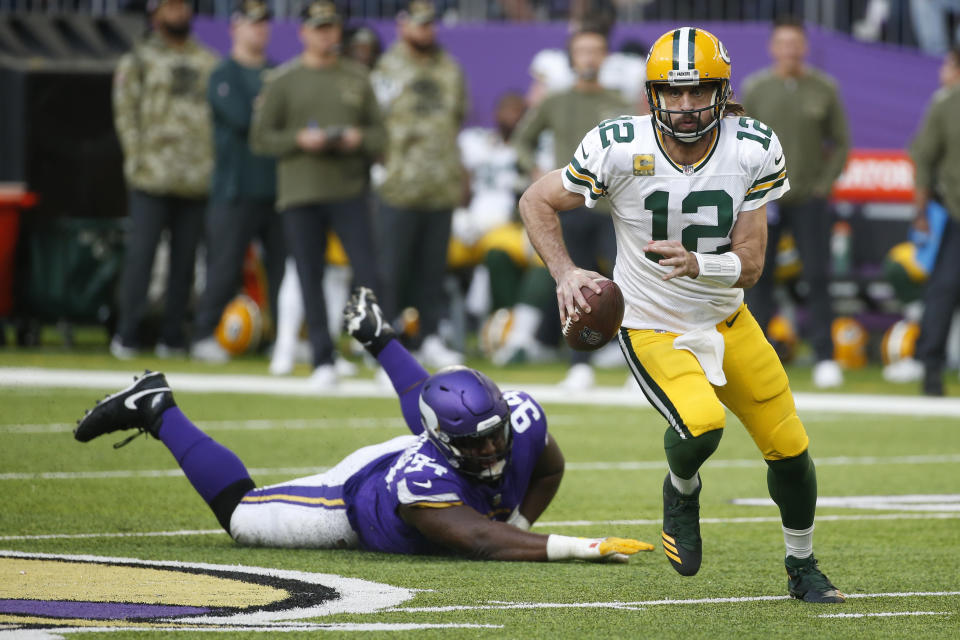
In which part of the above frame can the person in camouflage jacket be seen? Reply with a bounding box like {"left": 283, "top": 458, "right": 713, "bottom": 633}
{"left": 371, "top": 0, "right": 468, "bottom": 368}
{"left": 110, "top": 0, "right": 218, "bottom": 358}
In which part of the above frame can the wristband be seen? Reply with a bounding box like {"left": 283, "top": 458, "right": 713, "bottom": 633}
{"left": 546, "top": 534, "right": 599, "bottom": 561}
{"left": 693, "top": 251, "right": 741, "bottom": 288}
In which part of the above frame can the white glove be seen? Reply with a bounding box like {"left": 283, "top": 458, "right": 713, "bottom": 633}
{"left": 546, "top": 534, "right": 654, "bottom": 563}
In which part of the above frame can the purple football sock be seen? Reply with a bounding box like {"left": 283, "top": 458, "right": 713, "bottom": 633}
{"left": 157, "top": 407, "right": 252, "bottom": 504}
{"left": 377, "top": 340, "right": 430, "bottom": 435}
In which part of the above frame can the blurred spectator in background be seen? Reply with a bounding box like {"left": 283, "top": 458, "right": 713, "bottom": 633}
{"left": 910, "top": 0, "right": 960, "bottom": 54}
{"left": 742, "top": 16, "right": 850, "bottom": 389}
{"left": 372, "top": 0, "right": 468, "bottom": 368}
{"left": 250, "top": 0, "right": 383, "bottom": 389}
{"left": 344, "top": 25, "right": 382, "bottom": 68}
{"left": 110, "top": 0, "right": 218, "bottom": 359}
{"left": 910, "top": 44, "right": 960, "bottom": 396}
{"left": 526, "top": 33, "right": 647, "bottom": 111}
{"left": 507, "top": 25, "right": 629, "bottom": 388}
{"left": 448, "top": 91, "right": 528, "bottom": 325}
{"left": 190, "top": 0, "right": 284, "bottom": 364}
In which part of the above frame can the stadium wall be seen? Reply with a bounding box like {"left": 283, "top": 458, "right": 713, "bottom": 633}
{"left": 193, "top": 18, "right": 942, "bottom": 149}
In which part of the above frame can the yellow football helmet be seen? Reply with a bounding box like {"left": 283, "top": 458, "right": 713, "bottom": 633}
{"left": 831, "top": 316, "right": 868, "bottom": 370}
{"left": 645, "top": 27, "right": 732, "bottom": 142}
{"left": 881, "top": 320, "right": 920, "bottom": 366}
{"left": 215, "top": 295, "right": 263, "bottom": 356}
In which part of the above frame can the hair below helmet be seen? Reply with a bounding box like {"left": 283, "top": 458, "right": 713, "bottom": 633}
{"left": 645, "top": 26, "right": 732, "bottom": 142}
{"left": 419, "top": 366, "right": 512, "bottom": 482}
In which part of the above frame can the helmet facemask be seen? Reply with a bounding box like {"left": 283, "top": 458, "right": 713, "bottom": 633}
{"left": 418, "top": 366, "right": 514, "bottom": 484}
{"left": 646, "top": 77, "right": 730, "bottom": 143}
{"left": 437, "top": 414, "right": 512, "bottom": 482}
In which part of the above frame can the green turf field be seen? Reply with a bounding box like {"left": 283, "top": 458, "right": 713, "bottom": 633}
{"left": 2, "top": 352, "right": 959, "bottom": 638}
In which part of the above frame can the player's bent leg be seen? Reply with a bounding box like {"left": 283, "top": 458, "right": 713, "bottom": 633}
{"left": 74, "top": 372, "right": 256, "bottom": 533}
{"left": 621, "top": 328, "right": 727, "bottom": 576}
{"left": 716, "top": 308, "right": 843, "bottom": 602}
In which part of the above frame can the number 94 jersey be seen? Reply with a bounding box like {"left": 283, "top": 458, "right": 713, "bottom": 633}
{"left": 562, "top": 114, "right": 789, "bottom": 334}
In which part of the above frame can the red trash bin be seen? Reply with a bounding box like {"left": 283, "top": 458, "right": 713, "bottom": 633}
{"left": 0, "top": 183, "right": 38, "bottom": 317}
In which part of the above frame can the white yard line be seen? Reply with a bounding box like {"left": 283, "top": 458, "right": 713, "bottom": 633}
{"left": 388, "top": 591, "right": 960, "bottom": 613}
{"left": 5, "top": 366, "right": 960, "bottom": 416}
{"left": 3, "top": 453, "right": 956, "bottom": 481}
{"left": 819, "top": 611, "right": 952, "bottom": 618}
{"left": 4, "top": 512, "right": 960, "bottom": 542}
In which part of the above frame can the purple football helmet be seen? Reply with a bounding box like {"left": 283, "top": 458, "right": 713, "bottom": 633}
{"left": 419, "top": 366, "right": 512, "bottom": 482}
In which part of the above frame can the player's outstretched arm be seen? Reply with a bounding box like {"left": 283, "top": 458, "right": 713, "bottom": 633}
{"left": 399, "top": 503, "right": 653, "bottom": 562}
{"left": 344, "top": 287, "right": 429, "bottom": 434}
{"left": 509, "top": 434, "right": 564, "bottom": 530}
{"left": 519, "top": 170, "right": 604, "bottom": 323}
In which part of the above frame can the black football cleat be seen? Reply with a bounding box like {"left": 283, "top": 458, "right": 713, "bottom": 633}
{"left": 786, "top": 555, "right": 846, "bottom": 603}
{"left": 74, "top": 370, "right": 175, "bottom": 447}
{"left": 661, "top": 473, "right": 703, "bottom": 576}
{"left": 343, "top": 286, "right": 395, "bottom": 356}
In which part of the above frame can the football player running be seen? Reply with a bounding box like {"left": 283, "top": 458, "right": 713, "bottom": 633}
{"left": 518, "top": 27, "right": 844, "bottom": 602}
{"left": 74, "top": 287, "right": 652, "bottom": 563}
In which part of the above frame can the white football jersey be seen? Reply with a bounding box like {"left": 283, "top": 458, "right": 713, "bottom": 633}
{"left": 561, "top": 114, "right": 789, "bottom": 333}
{"left": 458, "top": 127, "right": 521, "bottom": 229}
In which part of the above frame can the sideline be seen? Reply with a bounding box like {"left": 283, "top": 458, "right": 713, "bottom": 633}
{"left": 4, "top": 366, "right": 960, "bottom": 416}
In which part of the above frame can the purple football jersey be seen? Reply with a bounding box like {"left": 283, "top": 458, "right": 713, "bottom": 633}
{"left": 343, "top": 390, "right": 548, "bottom": 554}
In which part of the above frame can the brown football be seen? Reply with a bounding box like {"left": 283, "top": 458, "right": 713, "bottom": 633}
{"left": 561, "top": 279, "right": 625, "bottom": 351}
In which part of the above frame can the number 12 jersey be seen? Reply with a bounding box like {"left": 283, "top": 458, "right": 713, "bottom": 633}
{"left": 561, "top": 114, "right": 789, "bottom": 333}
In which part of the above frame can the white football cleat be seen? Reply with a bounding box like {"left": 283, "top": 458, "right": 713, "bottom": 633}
{"left": 812, "top": 360, "right": 844, "bottom": 389}
{"left": 418, "top": 334, "right": 464, "bottom": 369}
{"left": 308, "top": 364, "right": 338, "bottom": 391}
{"left": 559, "top": 363, "right": 596, "bottom": 391}
{"left": 109, "top": 336, "right": 137, "bottom": 361}
{"left": 190, "top": 336, "right": 230, "bottom": 364}
{"left": 334, "top": 355, "right": 359, "bottom": 377}
{"left": 882, "top": 358, "right": 923, "bottom": 383}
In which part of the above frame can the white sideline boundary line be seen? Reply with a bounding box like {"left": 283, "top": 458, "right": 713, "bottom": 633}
{"left": 4, "top": 512, "right": 960, "bottom": 541}
{"left": 4, "top": 366, "right": 960, "bottom": 416}
{"left": 388, "top": 591, "right": 960, "bottom": 613}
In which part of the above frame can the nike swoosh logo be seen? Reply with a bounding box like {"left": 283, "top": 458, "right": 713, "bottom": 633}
{"left": 124, "top": 388, "right": 170, "bottom": 410}
{"left": 725, "top": 311, "right": 741, "bottom": 328}
{"left": 411, "top": 479, "right": 433, "bottom": 489}
{"left": 774, "top": 154, "right": 783, "bottom": 165}
{"left": 580, "top": 143, "right": 590, "bottom": 159}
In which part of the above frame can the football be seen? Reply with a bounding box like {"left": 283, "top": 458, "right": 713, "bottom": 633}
{"left": 562, "top": 279, "right": 625, "bottom": 351}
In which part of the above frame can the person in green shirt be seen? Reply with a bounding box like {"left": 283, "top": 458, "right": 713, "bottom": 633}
{"left": 250, "top": 0, "right": 384, "bottom": 390}
{"left": 503, "top": 25, "right": 630, "bottom": 389}
{"left": 910, "top": 45, "right": 960, "bottom": 396}
{"left": 741, "top": 16, "right": 851, "bottom": 390}
{"left": 191, "top": 0, "right": 283, "bottom": 364}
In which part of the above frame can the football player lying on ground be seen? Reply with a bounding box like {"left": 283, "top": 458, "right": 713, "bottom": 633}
{"left": 74, "top": 287, "right": 653, "bottom": 562}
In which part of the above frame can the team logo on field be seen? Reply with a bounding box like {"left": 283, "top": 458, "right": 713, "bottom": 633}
{"left": 633, "top": 154, "right": 655, "bottom": 176}
{"left": 0, "top": 551, "right": 412, "bottom": 634}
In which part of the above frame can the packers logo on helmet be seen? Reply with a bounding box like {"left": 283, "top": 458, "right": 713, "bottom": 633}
{"left": 645, "top": 27, "right": 732, "bottom": 142}
{"left": 215, "top": 294, "right": 263, "bottom": 356}
{"left": 831, "top": 316, "right": 868, "bottom": 370}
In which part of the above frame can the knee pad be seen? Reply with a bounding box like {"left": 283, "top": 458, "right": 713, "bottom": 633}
{"left": 762, "top": 410, "right": 810, "bottom": 461}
